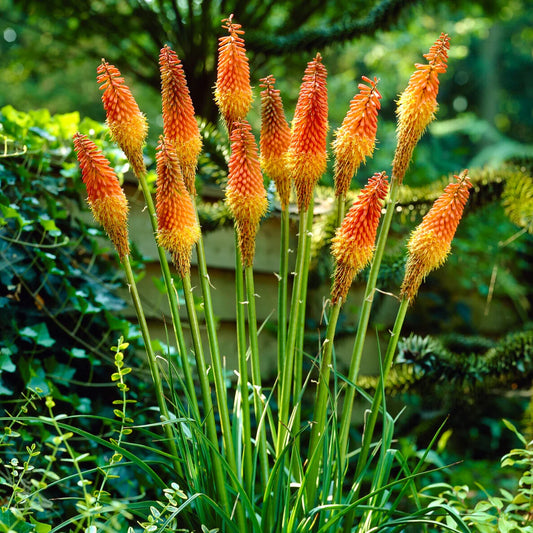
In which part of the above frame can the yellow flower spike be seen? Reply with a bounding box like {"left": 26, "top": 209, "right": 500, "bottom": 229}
{"left": 226, "top": 121, "right": 268, "bottom": 267}
{"left": 159, "top": 45, "right": 202, "bottom": 196}
{"left": 333, "top": 76, "right": 382, "bottom": 198}
{"left": 260, "top": 75, "right": 292, "bottom": 210}
{"left": 331, "top": 172, "right": 389, "bottom": 304}
{"left": 392, "top": 33, "right": 450, "bottom": 184}
{"left": 286, "top": 53, "right": 328, "bottom": 212}
{"left": 155, "top": 136, "right": 201, "bottom": 277}
{"left": 97, "top": 60, "right": 148, "bottom": 177}
{"left": 215, "top": 14, "right": 253, "bottom": 133}
{"left": 400, "top": 169, "right": 472, "bottom": 301}
{"left": 73, "top": 132, "right": 130, "bottom": 259}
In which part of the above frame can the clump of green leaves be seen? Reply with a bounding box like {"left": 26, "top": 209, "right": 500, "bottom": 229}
{"left": 0, "top": 105, "right": 142, "bottom": 405}
{"left": 422, "top": 420, "right": 533, "bottom": 532}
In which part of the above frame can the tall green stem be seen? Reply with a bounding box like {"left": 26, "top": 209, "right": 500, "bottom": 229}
{"left": 134, "top": 171, "right": 199, "bottom": 420}
{"left": 338, "top": 181, "right": 400, "bottom": 468}
{"left": 234, "top": 240, "right": 253, "bottom": 496}
{"left": 292, "top": 202, "right": 314, "bottom": 454}
{"left": 122, "top": 255, "right": 182, "bottom": 476}
{"left": 277, "top": 208, "right": 290, "bottom": 373}
{"left": 245, "top": 264, "right": 270, "bottom": 488}
{"left": 276, "top": 200, "right": 313, "bottom": 455}
{"left": 342, "top": 297, "right": 409, "bottom": 533}
{"left": 194, "top": 231, "right": 246, "bottom": 528}
{"left": 181, "top": 273, "right": 230, "bottom": 514}
{"left": 354, "top": 297, "right": 409, "bottom": 483}
{"left": 336, "top": 194, "right": 346, "bottom": 228}
{"left": 305, "top": 300, "right": 342, "bottom": 504}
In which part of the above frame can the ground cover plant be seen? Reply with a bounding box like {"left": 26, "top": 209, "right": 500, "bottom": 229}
{"left": 1, "top": 14, "right": 532, "bottom": 533}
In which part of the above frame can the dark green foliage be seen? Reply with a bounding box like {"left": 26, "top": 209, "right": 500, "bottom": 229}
{"left": 0, "top": 106, "right": 142, "bottom": 404}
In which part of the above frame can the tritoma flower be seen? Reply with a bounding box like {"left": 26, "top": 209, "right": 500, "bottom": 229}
{"left": 155, "top": 136, "right": 200, "bottom": 277}
{"left": 400, "top": 170, "right": 472, "bottom": 301}
{"left": 333, "top": 76, "right": 382, "bottom": 198}
{"left": 97, "top": 60, "right": 148, "bottom": 177}
{"left": 331, "top": 172, "right": 389, "bottom": 304}
{"left": 286, "top": 53, "right": 328, "bottom": 212}
{"left": 73, "top": 132, "right": 130, "bottom": 259}
{"left": 215, "top": 15, "right": 253, "bottom": 132}
{"left": 226, "top": 121, "right": 268, "bottom": 267}
{"left": 159, "top": 45, "right": 202, "bottom": 196}
{"left": 392, "top": 33, "right": 450, "bottom": 184}
{"left": 259, "top": 75, "right": 292, "bottom": 210}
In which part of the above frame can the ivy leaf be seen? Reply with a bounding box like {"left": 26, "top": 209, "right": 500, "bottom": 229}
{"left": 19, "top": 322, "right": 56, "bottom": 347}
{"left": 39, "top": 214, "right": 62, "bottom": 236}
{"left": 0, "top": 347, "right": 16, "bottom": 372}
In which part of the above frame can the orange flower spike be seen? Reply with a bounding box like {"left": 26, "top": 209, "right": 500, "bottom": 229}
{"left": 392, "top": 33, "right": 450, "bottom": 184}
{"left": 97, "top": 60, "right": 148, "bottom": 177}
{"left": 259, "top": 75, "right": 292, "bottom": 209}
{"left": 400, "top": 170, "right": 472, "bottom": 301}
{"left": 286, "top": 53, "right": 328, "bottom": 212}
{"left": 73, "top": 132, "right": 130, "bottom": 259}
{"left": 330, "top": 172, "right": 389, "bottom": 304}
{"left": 159, "top": 45, "right": 202, "bottom": 195}
{"left": 215, "top": 15, "right": 253, "bottom": 132}
{"left": 155, "top": 136, "right": 200, "bottom": 277}
{"left": 333, "top": 76, "right": 382, "bottom": 198}
{"left": 226, "top": 121, "right": 268, "bottom": 267}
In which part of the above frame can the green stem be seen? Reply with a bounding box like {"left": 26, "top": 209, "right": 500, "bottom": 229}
{"left": 234, "top": 239, "right": 253, "bottom": 496}
{"left": 277, "top": 208, "right": 290, "bottom": 373}
{"left": 276, "top": 200, "right": 313, "bottom": 455}
{"left": 195, "top": 233, "right": 241, "bottom": 474}
{"left": 355, "top": 297, "right": 409, "bottom": 482}
{"left": 338, "top": 180, "right": 400, "bottom": 469}
{"left": 122, "top": 255, "right": 182, "bottom": 476}
{"left": 305, "top": 300, "right": 342, "bottom": 504}
{"left": 245, "top": 264, "right": 270, "bottom": 489}
{"left": 342, "top": 297, "right": 409, "bottom": 533}
{"left": 135, "top": 171, "right": 199, "bottom": 420}
{"left": 336, "top": 194, "right": 346, "bottom": 228}
{"left": 194, "top": 232, "right": 246, "bottom": 528}
{"left": 292, "top": 202, "right": 314, "bottom": 456}
{"left": 181, "top": 273, "right": 230, "bottom": 514}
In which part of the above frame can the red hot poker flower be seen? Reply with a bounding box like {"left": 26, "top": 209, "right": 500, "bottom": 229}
{"left": 259, "top": 75, "right": 292, "bottom": 209}
{"left": 225, "top": 121, "right": 268, "bottom": 267}
{"left": 215, "top": 15, "right": 253, "bottom": 133}
{"left": 73, "top": 132, "right": 130, "bottom": 259}
{"left": 400, "top": 170, "right": 472, "bottom": 301}
{"left": 286, "top": 53, "right": 328, "bottom": 212}
{"left": 333, "top": 76, "right": 382, "bottom": 198}
{"left": 159, "top": 45, "right": 202, "bottom": 196}
{"left": 97, "top": 60, "right": 148, "bottom": 177}
{"left": 392, "top": 33, "right": 450, "bottom": 184}
{"left": 330, "top": 172, "right": 389, "bottom": 304}
{"left": 155, "top": 136, "right": 200, "bottom": 277}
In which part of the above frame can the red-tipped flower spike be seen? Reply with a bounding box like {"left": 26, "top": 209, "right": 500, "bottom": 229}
{"left": 259, "top": 75, "right": 292, "bottom": 209}
{"left": 400, "top": 170, "right": 471, "bottom": 301}
{"left": 333, "top": 76, "right": 382, "bottom": 197}
{"left": 155, "top": 136, "right": 200, "bottom": 277}
{"left": 226, "top": 121, "right": 268, "bottom": 267}
{"left": 97, "top": 60, "right": 148, "bottom": 177}
{"left": 286, "top": 53, "right": 328, "bottom": 212}
{"left": 392, "top": 33, "right": 450, "bottom": 184}
{"left": 159, "top": 45, "right": 202, "bottom": 195}
{"left": 215, "top": 15, "right": 253, "bottom": 132}
{"left": 330, "top": 172, "right": 389, "bottom": 304}
{"left": 73, "top": 132, "right": 130, "bottom": 259}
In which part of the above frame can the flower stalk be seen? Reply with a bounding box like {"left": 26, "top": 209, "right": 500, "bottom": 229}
{"left": 72, "top": 133, "right": 181, "bottom": 475}
{"left": 259, "top": 74, "right": 292, "bottom": 377}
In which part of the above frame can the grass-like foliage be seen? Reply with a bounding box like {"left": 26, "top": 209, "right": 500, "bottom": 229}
{"left": 1, "top": 17, "right": 531, "bottom": 533}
